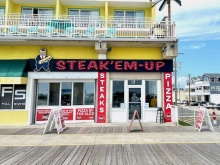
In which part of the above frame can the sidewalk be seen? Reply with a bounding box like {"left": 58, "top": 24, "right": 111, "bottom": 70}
{"left": 0, "top": 122, "right": 220, "bottom": 146}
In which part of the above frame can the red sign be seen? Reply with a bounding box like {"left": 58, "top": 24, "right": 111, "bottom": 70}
{"left": 36, "top": 108, "right": 73, "bottom": 121}
{"left": 76, "top": 108, "right": 94, "bottom": 120}
{"left": 163, "top": 72, "right": 172, "bottom": 122}
{"left": 36, "top": 109, "right": 51, "bottom": 121}
{"left": 195, "top": 108, "right": 205, "bottom": 130}
{"left": 96, "top": 72, "right": 107, "bottom": 123}
{"left": 62, "top": 109, "right": 74, "bottom": 120}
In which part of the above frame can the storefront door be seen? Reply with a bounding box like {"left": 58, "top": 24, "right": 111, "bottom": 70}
{"left": 128, "top": 87, "right": 142, "bottom": 120}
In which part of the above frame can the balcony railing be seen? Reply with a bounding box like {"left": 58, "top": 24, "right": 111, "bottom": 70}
{"left": 0, "top": 16, "right": 176, "bottom": 39}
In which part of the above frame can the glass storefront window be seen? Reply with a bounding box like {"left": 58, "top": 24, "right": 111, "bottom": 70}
{"left": 37, "top": 81, "right": 94, "bottom": 106}
{"left": 73, "top": 83, "right": 84, "bottom": 105}
{"left": 61, "top": 82, "right": 72, "bottom": 106}
{"left": 49, "top": 83, "right": 60, "bottom": 106}
{"left": 145, "top": 81, "right": 157, "bottom": 107}
{"left": 112, "top": 81, "right": 124, "bottom": 108}
{"left": 84, "top": 82, "right": 94, "bottom": 105}
{"left": 37, "top": 82, "right": 49, "bottom": 105}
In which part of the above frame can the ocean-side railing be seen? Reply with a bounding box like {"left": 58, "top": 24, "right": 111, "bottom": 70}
{"left": 0, "top": 18, "right": 176, "bottom": 38}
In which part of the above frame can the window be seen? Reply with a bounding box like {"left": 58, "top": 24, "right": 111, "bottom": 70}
{"left": 22, "top": 8, "right": 54, "bottom": 15}
{"left": 115, "top": 10, "right": 144, "bottom": 18}
{"left": 112, "top": 81, "right": 124, "bottom": 108}
{"left": 211, "top": 78, "right": 215, "bottom": 82}
{"left": 0, "top": 7, "right": 5, "bottom": 15}
{"left": 37, "top": 81, "right": 94, "bottom": 106}
{"left": 128, "top": 80, "right": 142, "bottom": 85}
{"left": 216, "top": 86, "right": 220, "bottom": 91}
{"left": 211, "top": 86, "right": 215, "bottom": 91}
{"left": 69, "top": 9, "right": 99, "bottom": 17}
{"left": 145, "top": 81, "right": 157, "bottom": 107}
{"left": 0, "top": 85, "right": 26, "bottom": 109}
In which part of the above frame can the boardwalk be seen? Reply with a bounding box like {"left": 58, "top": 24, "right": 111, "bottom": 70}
{"left": 0, "top": 125, "right": 220, "bottom": 164}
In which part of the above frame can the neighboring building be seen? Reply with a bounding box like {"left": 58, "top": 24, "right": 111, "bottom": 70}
{"left": 0, "top": 0, "right": 178, "bottom": 125}
{"left": 185, "top": 73, "right": 220, "bottom": 104}
{"left": 172, "top": 88, "right": 186, "bottom": 104}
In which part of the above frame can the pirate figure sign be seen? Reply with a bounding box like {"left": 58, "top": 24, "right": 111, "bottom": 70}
{"left": 34, "top": 48, "right": 52, "bottom": 71}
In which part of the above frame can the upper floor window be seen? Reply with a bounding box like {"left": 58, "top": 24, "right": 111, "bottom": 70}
{"left": 0, "top": 7, "right": 5, "bottom": 15}
{"left": 115, "top": 10, "right": 144, "bottom": 18}
{"left": 211, "top": 86, "right": 215, "bottom": 91}
{"left": 22, "top": 8, "right": 54, "bottom": 15}
{"left": 211, "top": 78, "right": 215, "bottom": 82}
{"left": 216, "top": 86, "right": 220, "bottom": 91}
{"left": 69, "top": 9, "right": 99, "bottom": 17}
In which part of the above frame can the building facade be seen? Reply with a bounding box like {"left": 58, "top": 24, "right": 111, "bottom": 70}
{"left": 185, "top": 73, "right": 220, "bottom": 104}
{"left": 0, "top": 0, "right": 178, "bottom": 125}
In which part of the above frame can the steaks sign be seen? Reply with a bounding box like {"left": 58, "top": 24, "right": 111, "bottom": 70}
{"left": 28, "top": 60, "right": 173, "bottom": 72}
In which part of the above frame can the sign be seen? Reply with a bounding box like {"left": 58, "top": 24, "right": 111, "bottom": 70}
{"left": 0, "top": 77, "right": 28, "bottom": 84}
{"left": 0, "top": 85, "right": 26, "bottom": 109}
{"left": 195, "top": 107, "right": 214, "bottom": 132}
{"left": 36, "top": 109, "right": 51, "bottom": 121}
{"left": 36, "top": 108, "right": 73, "bottom": 121}
{"left": 76, "top": 108, "right": 94, "bottom": 120}
{"left": 97, "top": 72, "right": 106, "bottom": 123}
{"left": 43, "top": 107, "right": 66, "bottom": 134}
{"left": 129, "top": 110, "right": 144, "bottom": 132}
{"left": 163, "top": 72, "right": 172, "bottom": 122}
{"left": 62, "top": 109, "right": 74, "bottom": 120}
{"left": 28, "top": 59, "right": 173, "bottom": 72}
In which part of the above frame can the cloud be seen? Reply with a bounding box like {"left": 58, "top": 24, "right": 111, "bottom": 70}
{"left": 155, "top": 0, "right": 220, "bottom": 41}
{"left": 187, "top": 43, "right": 206, "bottom": 50}
{"left": 177, "top": 76, "right": 188, "bottom": 88}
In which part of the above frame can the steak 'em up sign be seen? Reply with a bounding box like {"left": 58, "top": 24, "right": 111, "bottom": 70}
{"left": 28, "top": 60, "right": 173, "bottom": 72}
{"left": 163, "top": 72, "right": 172, "bottom": 122}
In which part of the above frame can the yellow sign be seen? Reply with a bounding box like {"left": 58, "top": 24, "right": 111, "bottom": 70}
{"left": 0, "top": 77, "right": 28, "bottom": 84}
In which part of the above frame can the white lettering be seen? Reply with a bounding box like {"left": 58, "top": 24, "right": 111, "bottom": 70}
{"left": 165, "top": 73, "right": 170, "bottom": 79}
{"left": 166, "top": 81, "right": 170, "bottom": 87}
{"left": 100, "top": 100, "right": 104, "bottom": 106}
{"left": 100, "top": 87, "right": 104, "bottom": 92}
{"left": 100, "top": 80, "right": 105, "bottom": 85}
{"left": 166, "top": 103, "right": 172, "bottom": 109}
{"left": 166, "top": 95, "right": 171, "bottom": 102}
{"left": 166, "top": 88, "right": 171, "bottom": 94}
{"left": 1, "top": 87, "right": 13, "bottom": 97}
{"left": 100, "top": 93, "right": 105, "bottom": 99}
{"left": 14, "top": 90, "right": 26, "bottom": 100}
{"left": 100, "top": 73, "right": 105, "bottom": 78}
{"left": 99, "top": 107, "right": 104, "bottom": 113}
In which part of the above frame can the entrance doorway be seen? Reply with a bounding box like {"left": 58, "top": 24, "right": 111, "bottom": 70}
{"left": 128, "top": 88, "right": 142, "bottom": 120}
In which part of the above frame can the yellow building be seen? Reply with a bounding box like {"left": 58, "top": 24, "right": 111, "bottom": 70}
{"left": 0, "top": 0, "right": 178, "bottom": 125}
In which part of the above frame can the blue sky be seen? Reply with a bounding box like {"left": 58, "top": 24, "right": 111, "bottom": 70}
{"left": 156, "top": 0, "right": 220, "bottom": 88}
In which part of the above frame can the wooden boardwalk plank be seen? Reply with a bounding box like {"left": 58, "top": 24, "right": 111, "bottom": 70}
{"left": 0, "top": 147, "right": 25, "bottom": 164}
{"left": 110, "top": 144, "right": 117, "bottom": 165}
{"left": 54, "top": 146, "right": 76, "bottom": 165}
{"left": 97, "top": 145, "right": 108, "bottom": 164}
{"left": 121, "top": 144, "right": 130, "bottom": 165}
{"left": 80, "top": 145, "right": 94, "bottom": 165}
{"left": 73, "top": 145, "right": 89, "bottom": 165}
{"left": 86, "top": 145, "right": 100, "bottom": 165}
{"left": 104, "top": 145, "right": 112, "bottom": 165}
{"left": 66, "top": 146, "right": 85, "bottom": 165}
{"left": 61, "top": 145, "right": 80, "bottom": 165}
{"left": 116, "top": 145, "right": 124, "bottom": 165}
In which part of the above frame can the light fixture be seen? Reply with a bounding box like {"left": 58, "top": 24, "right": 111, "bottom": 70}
{"left": 64, "top": 9, "right": 66, "bottom": 12}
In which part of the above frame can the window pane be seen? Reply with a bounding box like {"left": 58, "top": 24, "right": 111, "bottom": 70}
{"left": 37, "top": 82, "right": 49, "bottom": 105}
{"left": 145, "top": 81, "right": 157, "bottom": 107}
{"left": 90, "top": 10, "right": 99, "bottom": 17}
{"left": 0, "top": 8, "right": 5, "bottom": 14}
{"left": 61, "top": 82, "right": 72, "bottom": 106}
{"left": 135, "top": 11, "right": 144, "bottom": 18}
{"left": 49, "top": 83, "right": 60, "bottom": 106}
{"left": 81, "top": 10, "right": 90, "bottom": 16}
{"left": 115, "top": 11, "right": 124, "bottom": 17}
{"left": 22, "top": 8, "right": 33, "bottom": 14}
{"left": 128, "top": 80, "right": 142, "bottom": 85}
{"left": 73, "top": 83, "right": 83, "bottom": 105}
{"left": 125, "top": 11, "right": 135, "bottom": 17}
{"left": 69, "top": 10, "right": 79, "bottom": 15}
{"left": 112, "top": 81, "right": 124, "bottom": 108}
{"left": 85, "top": 82, "right": 94, "bottom": 105}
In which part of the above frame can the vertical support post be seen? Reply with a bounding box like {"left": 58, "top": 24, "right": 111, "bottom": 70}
{"left": 189, "top": 74, "right": 191, "bottom": 105}
{"left": 174, "top": 57, "right": 177, "bottom": 105}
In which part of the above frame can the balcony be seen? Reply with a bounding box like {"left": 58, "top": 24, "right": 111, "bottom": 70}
{"left": 0, "top": 15, "right": 176, "bottom": 40}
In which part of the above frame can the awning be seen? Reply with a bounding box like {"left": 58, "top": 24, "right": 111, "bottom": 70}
{"left": 0, "top": 60, "right": 27, "bottom": 77}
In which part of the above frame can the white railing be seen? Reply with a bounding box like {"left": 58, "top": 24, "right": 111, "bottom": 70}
{"left": 0, "top": 18, "right": 176, "bottom": 38}
{"left": 8, "top": 13, "right": 55, "bottom": 25}
{"left": 59, "top": 15, "right": 105, "bottom": 28}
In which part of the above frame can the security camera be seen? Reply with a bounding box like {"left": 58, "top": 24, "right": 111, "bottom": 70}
{"left": 107, "top": 47, "right": 112, "bottom": 52}
{"left": 170, "top": 44, "right": 175, "bottom": 48}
